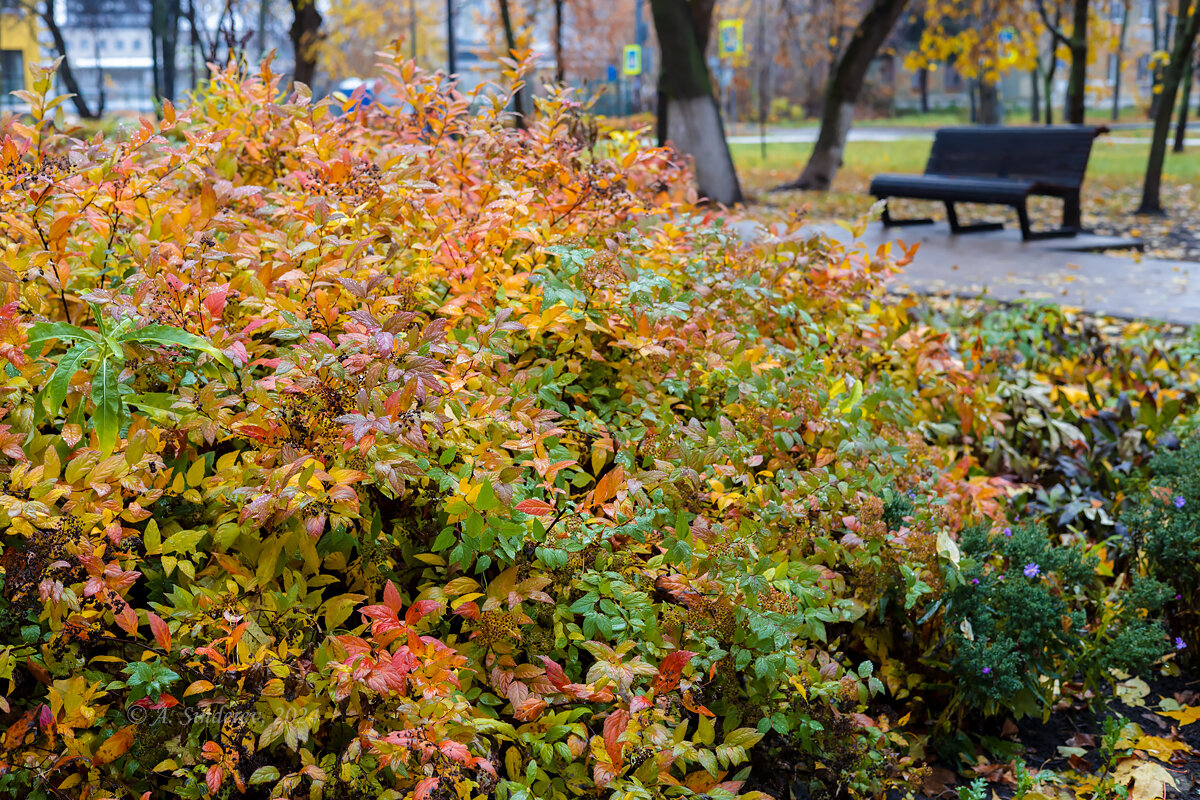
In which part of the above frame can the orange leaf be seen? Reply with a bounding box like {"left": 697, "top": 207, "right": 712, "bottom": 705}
{"left": 515, "top": 498, "right": 554, "bottom": 516}
{"left": 603, "top": 709, "right": 629, "bottom": 767}
{"left": 148, "top": 612, "right": 171, "bottom": 651}
{"left": 93, "top": 725, "right": 135, "bottom": 765}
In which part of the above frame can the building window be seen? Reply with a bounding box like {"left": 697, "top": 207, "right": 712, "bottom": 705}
{"left": 114, "top": 38, "right": 124, "bottom": 51}
{"left": 1111, "top": 2, "right": 1125, "bottom": 23}
{"left": 1, "top": 50, "right": 24, "bottom": 96}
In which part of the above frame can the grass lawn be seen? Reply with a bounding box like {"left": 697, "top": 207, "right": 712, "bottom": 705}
{"left": 730, "top": 137, "right": 1200, "bottom": 195}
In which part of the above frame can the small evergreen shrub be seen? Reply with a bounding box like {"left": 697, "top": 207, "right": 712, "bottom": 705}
{"left": 939, "top": 523, "right": 1170, "bottom": 718}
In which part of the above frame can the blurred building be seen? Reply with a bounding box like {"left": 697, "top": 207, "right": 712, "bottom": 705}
{"left": 0, "top": 0, "right": 40, "bottom": 108}
{"left": 59, "top": 0, "right": 156, "bottom": 112}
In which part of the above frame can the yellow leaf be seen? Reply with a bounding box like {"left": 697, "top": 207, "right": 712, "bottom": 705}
{"left": 1134, "top": 735, "right": 1189, "bottom": 760}
{"left": 1159, "top": 705, "right": 1200, "bottom": 727}
{"left": 1112, "top": 759, "right": 1176, "bottom": 800}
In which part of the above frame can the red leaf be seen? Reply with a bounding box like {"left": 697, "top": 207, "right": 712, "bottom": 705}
{"left": 603, "top": 709, "right": 629, "bottom": 767}
{"left": 541, "top": 656, "right": 568, "bottom": 690}
{"left": 206, "top": 765, "right": 223, "bottom": 794}
{"left": 515, "top": 498, "right": 554, "bottom": 516}
{"left": 404, "top": 599, "right": 443, "bottom": 626}
{"left": 383, "top": 580, "right": 403, "bottom": 612}
{"left": 414, "top": 777, "right": 440, "bottom": 800}
{"left": 148, "top": 612, "right": 171, "bottom": 651}
{"left": 653, "top": 650, "right": 695, "bottom": 694}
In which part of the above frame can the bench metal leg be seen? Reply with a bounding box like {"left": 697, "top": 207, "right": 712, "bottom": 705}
{"left": 945, "top": 202, "right": 1005, "bottom": 234}
{"left": 1062, "top": 194, "right": 1082, "bottom": 230}
{"left": 879, "top": 199, "right": 934, "bottom": 227}
{"left": 1016, "top": 199, "right": 1081, "bottom": 241}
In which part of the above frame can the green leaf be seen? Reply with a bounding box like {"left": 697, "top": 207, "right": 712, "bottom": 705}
{"left": 123, "top": 324, "right": 231, "bottom": 367}
{"left": 26, "top": 321, "right": 97, "bottom": 357}
{"left": 249, "top": 766, "right": 280, "bottom": 785}
{"left": 91, "top": 357, "right": 123, "bottom": 453}
{"left": 40, "top": 343, "right": 93, "bottom": 422}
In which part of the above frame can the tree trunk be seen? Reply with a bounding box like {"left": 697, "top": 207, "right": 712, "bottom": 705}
{"left": 408, "top": 0, "right": 418, "bottom": 60}
{"left": 978, "top": 77, "right": 1002, "bottom": 124}
{"left": 650, "top": 0, "right": 742, "bottom": 205}
{"left": 1032, "top": 68, "right": 1040, "bottom": 123}
{"left": 1113, "top": 1, "right": 1130, "bottom": 121}
{"left": 554, "top": 0, "right": 564, "bottom": 84}
{"left": 90, "top": 29, "right": 106, "bottom": 116}
{"left": 1174, "top": 54, "right": 1195, "bottom": 151}
{"left": 289, "top": 0, "right": 322, "bottom": 87}
{"left": 1065, "top": 0, "right": 1089, "bottom": 124}
{"left": 151, "top": 0, "right": 182, "bottom": 103}
{"left": 1043, "top": 44, "right": 1058, "bottom": 124}
{"left": 498, "top": 0, "right": 527, "bottom": 129}
{"left": 919, "top": 67, "right": 929, "bottom": 113}
{"left": 777, "top": 0, "right": 910, "bottom": 191}
{"left": 24, "top": 1, "right": 97, "bottom": 118}
{"left": 446, "top": 0, "right": 457, "bottom": 74}
{"left": 1139, "top": 0, "right": 1200, "bottom": 213}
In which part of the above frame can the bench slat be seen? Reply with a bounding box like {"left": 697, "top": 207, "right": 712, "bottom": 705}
{"left": 870, "top": 174, "right": 1034, "bottom": 204}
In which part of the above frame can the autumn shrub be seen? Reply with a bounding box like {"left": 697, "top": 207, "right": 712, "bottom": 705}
{"left": 0, "top": 54, "right": 1185, "bottom": 800}
{"left": 909, "top": 301, "right": 1193, "bottom": 536}
{"left": 0, "top": 54, "right": 992, "bottom": 800}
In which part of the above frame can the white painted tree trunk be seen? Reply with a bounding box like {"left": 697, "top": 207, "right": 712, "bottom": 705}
{"left": 664, "top": 95, "right": 743, "bottom": 206}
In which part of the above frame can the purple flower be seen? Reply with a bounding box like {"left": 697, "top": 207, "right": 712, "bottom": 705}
{"left": 982, "top": 667, "right": 992, "bottom": 674}
{"left": 971, "top": 578, "right": 980, "bottom": 585}
{"left": 1003, "top": 527, "right": 1012, "bottom": 537}
{"left": 1175, "top": 496, "right": 1186, "bottom": 509}
{"left": 1177, "top": 638, "right": 1187, "bottom": 651}
{"left": 1023, "top": 563, "right": 1041, "bottom": 579}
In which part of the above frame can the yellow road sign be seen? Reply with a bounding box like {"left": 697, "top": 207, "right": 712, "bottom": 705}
{"left": 718, "top": 20, "right": 744, "bottom": 57}
{"left": 622, "top": 44, "right": 642, "bottom": 76}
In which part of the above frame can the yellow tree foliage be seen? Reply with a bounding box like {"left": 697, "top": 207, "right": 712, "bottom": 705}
{"left": 905, "top": 0, "right": 1043, "bottom": 82}
{"left": 320, "top": 0, "right": 446, "bottom": 79}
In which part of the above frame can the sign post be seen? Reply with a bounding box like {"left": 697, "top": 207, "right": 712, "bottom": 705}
{"left": 717, "top": 20, "right": 743, "bottom": 123}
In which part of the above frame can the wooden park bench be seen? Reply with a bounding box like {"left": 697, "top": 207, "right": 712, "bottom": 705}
{"left": 869, "top": 125, "right": 1107, "bottom": 241}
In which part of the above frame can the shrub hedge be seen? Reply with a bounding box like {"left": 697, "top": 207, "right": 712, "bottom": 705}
{"left": 0, "top": 56, "right": 1188, "bottom": 800}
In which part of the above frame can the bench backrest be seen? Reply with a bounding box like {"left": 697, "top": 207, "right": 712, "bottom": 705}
{"left": 924, "top": 126, "right": 1103, "bottom": 188}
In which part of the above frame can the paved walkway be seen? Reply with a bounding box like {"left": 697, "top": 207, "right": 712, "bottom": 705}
{"left": 820, "top": 222, "right": 1200, "bottom": 324}
{"left": 734, "top": 218, "right": 1199, "bottom": 324}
